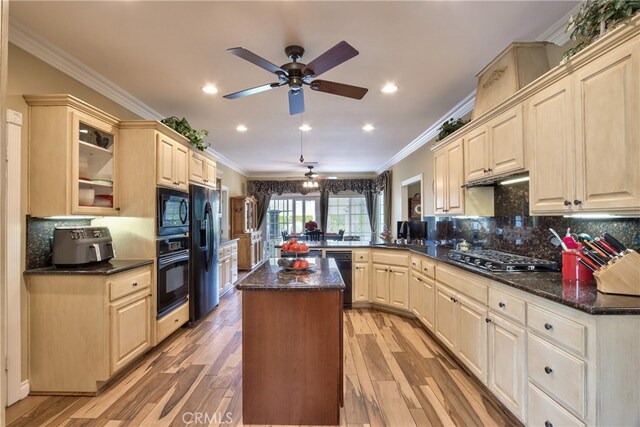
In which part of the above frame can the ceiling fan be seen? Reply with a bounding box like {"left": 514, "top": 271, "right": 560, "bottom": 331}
{"left": 223, "top": 41, "right": 369, "bottom": 115}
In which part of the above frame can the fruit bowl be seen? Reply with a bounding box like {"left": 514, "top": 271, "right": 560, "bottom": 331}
{"left": 277, "top": 258, "right": 314, "bottom": 271}
{"left": 280, "top": 249, "right": 309, "bottom": 257}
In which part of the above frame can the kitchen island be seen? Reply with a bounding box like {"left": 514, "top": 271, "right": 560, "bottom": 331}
{"left": 235, "top": 258, "right": 345, "bottom": 425}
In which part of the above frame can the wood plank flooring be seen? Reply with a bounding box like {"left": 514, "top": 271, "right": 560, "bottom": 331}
{"left": 6, "top": 287, "right": 521, "bottom": 427}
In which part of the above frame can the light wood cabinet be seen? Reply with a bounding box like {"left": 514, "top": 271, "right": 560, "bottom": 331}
{"left": 388, "top": 267, "right": 409, "bottom": 309}
{"left": 156, "top": 133, "right": 189, "bottom": 191}
{"left": 26, "top": 265, "right": 152, "bottom": 393}
{"left": 434, "top": 283, "right": 457, "bottom": 351}
{"left": 371, "top": 251, "right": 409, "bottom": 310}
{"left": 236, "top": 230, "right": 263, "bottom": 271}
{"left": 231, "top": 197, "right": 263, "bottom": 270}
{"left": 25, "top": 94, "right": 121, "bottom": 217}
{"left": 487, "top": 312, "right": 526, "bottom": 421}
{"left": 219, "top": 240, "right": 239, "bottom": 296}
{"left": 353, "top": 262, "right": 370, "bottom": 302}
{"left": 231, "top": 196, "right": 257, "bottom": 234}
{"left": 464, "top": 105, "right": 524, "bottom": 183}
{"left": 189, "top": 151, "right": 217, "bottom": 189}
{"left": 410, "top": 272, "right": 435, "bottom": 331}
{"left": 529, "top": 37, "right": 640, "bottom": 215}
{"left": 433, "top": 138, "right": 465, "bottom": 215}
{"left": 156, "top": 301, "right": 190, "bottom": 343}
{"left": 372, "top": 264, "right": 389, "bottom": 304}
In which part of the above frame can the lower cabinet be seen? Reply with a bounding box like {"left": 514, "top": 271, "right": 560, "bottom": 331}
{"left": 235, "top": 230, "right": 263, "bottom": 270}
{"left": 156, "top": 301, "right": 190, "bottom": 343}
{"left": 410, "top": 272, "right": 435, "bottom": 331}
{"left": 219, "top": 240, "right": 239, "bottom": 296}
{"left": 372, "top": 263, "right": 409, "bottom": 310}
{"left": 435, "top": 283, "right": 488, "bottom": 383}
{"left": 353, "top": 261, "right": 370, "bottom": 302}
{"left": 487, "top": 312, "right": 526, "bottom": 421}
{"left": 27, "top": 265, "right": 153, "bottom": 393}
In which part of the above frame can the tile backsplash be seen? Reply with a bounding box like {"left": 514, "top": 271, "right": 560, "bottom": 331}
{"left": 427, "top": 182, "right": 640, "bottom": 264}
{"left": 26, "top": 216, "right": 91, "bottom": 269}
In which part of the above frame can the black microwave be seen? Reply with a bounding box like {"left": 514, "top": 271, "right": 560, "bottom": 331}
{"left": 157, "top": 187, "right": 189, "bottom": 236}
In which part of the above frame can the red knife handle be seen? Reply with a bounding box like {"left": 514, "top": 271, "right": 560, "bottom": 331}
{"left": 585, "top": 240, "right": 609, "bottom": 259}
{"left": 595, "top": 238, "right": 619, "bottom": 256}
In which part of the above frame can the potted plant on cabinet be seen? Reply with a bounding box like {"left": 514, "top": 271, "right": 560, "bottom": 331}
{"left": 161, "top": 116, "right": 210, "bottom": 151}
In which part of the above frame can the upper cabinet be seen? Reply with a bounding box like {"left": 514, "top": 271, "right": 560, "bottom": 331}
{"left": 231, "top": 196, "right": 257, "bottom": 235}
{"left": 189, "top": 151, "right": 217, "bottom": 189}
{"left": 464, "top": 105, "right": 525, "bottom": 184}
{"left": 434, "top": 138, "right": 465, "bottom": 215}
{"left": 156, "top": 133, "right": 189, "bottom": 192}
{"left": 25, "top": 95, "right": 121, "bottom": 217}
{"left": 529, "top": 37, "right": 640, "bottom": 215}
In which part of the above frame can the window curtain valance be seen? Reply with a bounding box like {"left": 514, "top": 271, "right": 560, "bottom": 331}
{"left": 247, "top": 170, "right": 391, "bottom": 196}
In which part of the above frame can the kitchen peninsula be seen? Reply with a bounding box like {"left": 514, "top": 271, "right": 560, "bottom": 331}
{"left": 235, "top": 258, "right": 344, "bottom": 425}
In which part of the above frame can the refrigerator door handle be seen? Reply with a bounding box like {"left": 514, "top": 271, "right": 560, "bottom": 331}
{"left": 204, "top": 201, "right": 214, "bottom": 271}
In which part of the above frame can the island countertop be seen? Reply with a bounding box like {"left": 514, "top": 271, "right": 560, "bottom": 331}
{"left": 236, "top": 257, "right": 345, "bottom": 291}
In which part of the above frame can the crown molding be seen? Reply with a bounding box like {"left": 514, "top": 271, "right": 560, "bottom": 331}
{"left": 9, "top": 19, "right": 164, "bottom": 120}
{"left": 10, "top": 18, "right": 249, "bottom": 177}
{"left": 536, "top": 2, "right": 583, "bottom": 46}
{"left": 377, "top": 2, "right": 580, "bottom": 173}
{"left": 375, "top": 92, "right": 475, "bottom": 174}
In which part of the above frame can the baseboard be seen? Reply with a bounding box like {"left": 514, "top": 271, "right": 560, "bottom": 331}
{"left": 20, "top": 381, "right": 30, "bottom": 399}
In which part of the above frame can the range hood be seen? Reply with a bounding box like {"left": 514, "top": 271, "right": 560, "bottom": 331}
{"left": 462, "top": 172, "right": 529, "bottom": 188}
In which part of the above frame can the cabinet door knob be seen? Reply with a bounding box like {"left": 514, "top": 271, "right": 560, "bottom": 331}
{"left": 483, "top": 168, "right": 488, "bottom": 173}
{"left": 563, "top": 200, "right": 571, "bottom": 206}
{"left": 544, "top": 366, "right": 553, "bottom": 374}
{"left": 498, "top": 302, "right": 505, "bottom": 308}
{"left": 450, "top": 296, "right": 455, "bottom": 302}
{"left": 544, "top": 421, "right": 553, "bottom": 427}
{"left": 485, "top": 318, "right": 491, "bottom": 323}
{"left": 132, "top": 282, "right": 138, "bottom": 287}
{"left": 488, "top": 168, "right": 493, "bottom": 172}
{"left": 573, "top": 199, "right": 582, "bottom": 205}
{"left": 115, "top": 207, "right": 121, "bottom": 211}
{"left": 544, "top": 323, "right": 553, "bottom": 330}
{"left": 174, "top": 318, "right": 180, "bottom": 323}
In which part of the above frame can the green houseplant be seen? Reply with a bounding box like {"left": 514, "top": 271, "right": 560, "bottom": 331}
{"left": 563, "top": 0, "right": 640, "bottom": 62}
{"left": 436, "top": 118, "right": 469, "bottom": 142}
{"left": 161, "top": 116, "right": 210, "bottom": 151}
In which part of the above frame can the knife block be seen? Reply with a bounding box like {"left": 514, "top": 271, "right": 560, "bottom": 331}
{"left": 594, "top": 250, "right": 640, "bottom": 296}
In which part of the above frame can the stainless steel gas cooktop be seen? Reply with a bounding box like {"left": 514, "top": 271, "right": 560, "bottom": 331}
{"left": 448, "top": 249, "right": 558, "bottom": 272}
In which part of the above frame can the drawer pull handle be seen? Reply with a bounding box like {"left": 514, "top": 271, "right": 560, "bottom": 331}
{"left": 132, "top": 282, "right": 138, "bottom": 287}
{"left": 544, "top": 422, "right": 553, "bottom": 427}
{"left": 544, "top": 323, "right": 553, "bottom": 330}
{"left": 498, "top": 302, "right": 505, "bottom": 308}
{"left": 174, "top": 318, "right": 180, "bottom": 323}
{"left": 544, "top": 366, "right": 553, "bottom": 374}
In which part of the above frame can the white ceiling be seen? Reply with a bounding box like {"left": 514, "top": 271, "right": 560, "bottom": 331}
{"left": 9, "top": 1, "right": 579, "bottom": 177}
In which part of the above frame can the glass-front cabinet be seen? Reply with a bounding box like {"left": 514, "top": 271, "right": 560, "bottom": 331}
{"left": 25, "top": 94, "right": 121, "bottom": 217}
{"left": 74, "top": 112, "right": 119, "bottom": 215}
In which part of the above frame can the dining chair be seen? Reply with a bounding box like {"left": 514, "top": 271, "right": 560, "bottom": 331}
{"left": 306, "top": 230, "right": 324, "bottom": 241}
{"left": 338, "top": 229, "right": 345, "bottom": 241}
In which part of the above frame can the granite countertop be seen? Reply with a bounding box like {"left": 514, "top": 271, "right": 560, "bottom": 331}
{"left": 24, "top": 259, "right": 153, "bottom": 276}
{"left": 236, "top": 258, "right": 345, "bottom": 291}
{"left": 277, "top": 240, "right": 640, "bottom": 315}
{"left": 275, "top": 240, "right": 375, "bottom": 249}
{"left": 220, "top": 238, "right": 239, "bottom": 246}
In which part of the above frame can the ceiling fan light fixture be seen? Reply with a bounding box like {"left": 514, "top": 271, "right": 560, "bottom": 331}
{"left": 362, "top": 124, "right": 375, "bottom": 131}
{"left": 381, "top": 83, "right": 398, "bottom": 94}
{"left": 236, "top": 124, "right": 248, "bottom": 132}
{"left": 202, "top": 84, "right": 218, "bottom": 94}
{"left": 299, "top": 124, "right": 312, "bottom": 132}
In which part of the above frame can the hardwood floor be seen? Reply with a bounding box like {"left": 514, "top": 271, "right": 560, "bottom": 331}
{"left": 6, "top": 287, "right": 521, "bottom": 427}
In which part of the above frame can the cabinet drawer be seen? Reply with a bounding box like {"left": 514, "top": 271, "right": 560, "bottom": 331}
{"left": 156, "top": 301, "right": 189, "bottom": 342}
{"left": 528, "top": 304, "right": 586, "bottom": 356}
{"left": 421, "top": 258, "right": 436, "bottom": 279}
{"left": 109, "top": 268, "right": 151, "bottom": 301}
{"left": 528, "top": 382, "right": 585, "bottom": 427}
{"left": 222, "top": 246, "right": 232, "bottom": 257}
{"left": 489, "top": 288, "right": 525, "bottom": 324}
{"left": 410, "top": 256, "right": 421, "bottom": 271}
{"left": 353, "top": 250, "right": 370, "bottom": 262}
{"left": 437, "top": 265, "right": 488, "bottom": 304}
{"left": 230, "top": 244, "right": 238, "bottom": 254}
{"left": 372, "top": 251, "right": 408, "bottom": 267}
{"left": 528, "top": 334, "right": 586, "bottom": 418}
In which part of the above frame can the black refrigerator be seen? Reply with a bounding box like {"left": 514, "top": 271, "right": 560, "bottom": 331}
{"left": 189, "top": 184, "right": 220, "bottom": 323}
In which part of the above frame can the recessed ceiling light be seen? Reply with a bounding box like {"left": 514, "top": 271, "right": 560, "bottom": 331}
{"left": 362, "top": 124, "right": 375, "bottom": 132}
{"left": 299, "top": 124, "right": 312, "bottom": 132}
{"left": 381, "top": 83, "right": 398, "bottom": 94}
{"left": 202, "top": 84, "right": 218, "bottom": 94}
{"left": 236, "top": 125, "right": 248, "bottom": 132}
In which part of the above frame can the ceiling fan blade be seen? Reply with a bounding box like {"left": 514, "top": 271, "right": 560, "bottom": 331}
{"left": 223, "top": 82, "right": 281, "bottom": 99}
{"left": 309, "top": 80, "right": 368, "bottom": 99}
{"left": 302, "top": 41, "right": 359, "bottom": 77}
{"left": 288, "top": 89, "right": 305, "bottom": 115}
{"left": 227, "top": 47, "right": 288, "bottom": 75}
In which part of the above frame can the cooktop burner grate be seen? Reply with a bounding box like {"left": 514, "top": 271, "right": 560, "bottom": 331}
{"left": 448, "top": 249, "right": 558, "bottom": 272}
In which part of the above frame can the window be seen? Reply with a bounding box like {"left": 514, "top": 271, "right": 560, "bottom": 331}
{"left": 266, "top": 195, "right": 318, "bottom": 250}
{"left": 326, "top": 195, "right": 371, "bottom": 241}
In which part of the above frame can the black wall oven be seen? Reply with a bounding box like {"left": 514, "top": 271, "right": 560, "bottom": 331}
{"left": 157, "top": 236, "right": 189, "bottom": 318}
{"left": 157, "top": 187, "right": 189, "bottom": 236}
